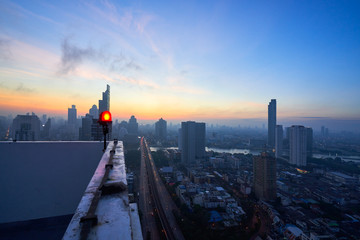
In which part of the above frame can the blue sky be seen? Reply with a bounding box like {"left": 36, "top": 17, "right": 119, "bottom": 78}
{"left": 0, "top": 0, "right": 359, "bottom": 130}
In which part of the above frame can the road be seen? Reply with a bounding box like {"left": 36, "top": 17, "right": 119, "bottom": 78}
{"left": 141, "top": 137, "right": 185, "bottom": 240}
{"left": 139, "top": 138, "right": 160, "bottom": 240}
{"left": 250, "top": 204, "right": 271, "bottom": 240}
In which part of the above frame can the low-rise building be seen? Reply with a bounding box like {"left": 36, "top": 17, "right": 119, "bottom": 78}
{"left": 325, "top": 171, "right": 357, "bottom": 185}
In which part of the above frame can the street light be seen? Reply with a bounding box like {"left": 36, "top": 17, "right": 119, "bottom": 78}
{"left": 98, "top": 111, "right": 112, "bottom": 151}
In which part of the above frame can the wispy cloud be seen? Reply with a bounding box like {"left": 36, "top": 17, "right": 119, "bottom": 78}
{"left": 135, "top": 14, "right": 155, "bottom": 34}
{"left": 0, "top": 37, "right": 12, "bottom": 60}
{"left": 83, "top": 1, "right": 173, "bottom": 72}
{"left": 180, "top": 70, "right": 188, "bottom": 76}
{"left": 100, "top": 0, "right": 117, "bottom": 13}
{"left": 15, "top": 83, "right": 35, "bottom": 93}
{"left": 143, "top": 31, "right": 174, "bottom": 70}
{"left": 0, "top": 81, "right": 9, "bottom": 89}
{"left": 58, "top": 37, "right": 142, "bottom": 75}
{"left": 113, "top": 74, "right": 158, "bottom": 90}
{"left": 73, "top": 67, "right": 155, "bottom": 90}
{"left": 1, "top": 1, "right": 61, "bottom": 26}
{"left": 126, "top": 60, "right": 142, "bottom": 71}
{"left": 109, "top": 54, "right": 142, "bottom": 72}
{"left": 85, "top": 0, "right": 155, "bottom": 34}
{"left": 169, "top": 85, "right": 208, "bottom": 95}
{"left": 74, "top": 66, "right": 206, "bottom": 95}
{"left": 58, "top": 37, "right": 99, "bottom": 75}
{"left": 0, "top": 35, "right": 58, "bottom": 71}
{"left": 1, "top": 68, "right": 45, "bottom": 78}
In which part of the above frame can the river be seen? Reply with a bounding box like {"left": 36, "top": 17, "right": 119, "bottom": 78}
{"left": 150, "top": 147, "right": 360, "bottom": 162}
{"left": 150, "top": 146, "right": 261, "bottom": 155}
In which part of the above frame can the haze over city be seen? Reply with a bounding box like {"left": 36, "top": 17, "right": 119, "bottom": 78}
{"left": 1, "top": 0, "right": 359, "bottom": 131}
{"left": 2, "top": 2, "right": 360, "bottom": 240}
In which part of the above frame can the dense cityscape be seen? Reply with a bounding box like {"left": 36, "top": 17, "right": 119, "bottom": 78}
{"left": 1, "top": 84, "right": 360, "bottom": 240}
{"left": 1, "top": 1, "right": 360, "bottom": 240}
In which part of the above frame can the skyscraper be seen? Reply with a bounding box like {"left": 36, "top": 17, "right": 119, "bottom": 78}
{"left": 89, "top": 104, "right": 99, "bottom": 118}
{"left": 94, "top": 85, "right": 111, "bottom": 140}
{"left": 99, "top": 84, "right": 110, "bottom": 114}
{"left": 253, "top": 152, "right": 277, "bottom": 201}
{"left": 180, "top": 121, "right": 205, "bottom": 165}
{"left": 68, "top": 105, "right": 77, "bottom": 125}
{"left": 178, "top": 128, "right": 182, "bottom": 151}
{"left": 275, "top": 125, "right": 283, "bottom": 158}
{"left": 268, "top": 99, "right": 276, "bottom": 149}
{"left": 41, "top": 118, "right": 51, "bottom": 140}
{"left": 285, "top": 127, "right": 290, "bottom": 140}
{"left": 306, "top": 127, "right": 313, "bottom": 158}
{"left": 79, "top": 114, "right": 93, "bottom": 140}
{"left": 91, "top": 118, "right": 103, "bottom": 141}
{"left": 324, "top": 127, "right": 329, "bottom": 138}
{"left": 41, "top": 114, "right": 47, "bottom": 124}
{"left": 12, "top": 113, "right": 41, "bottom": 141}
{"left": 128, "top": 115, "right": 138, "bottom": 135}
{"left": 289, "top": 125, "right": 307, "bottom": 166}
{"left": 155, "top": 118, "right": 167, "bottom": 140}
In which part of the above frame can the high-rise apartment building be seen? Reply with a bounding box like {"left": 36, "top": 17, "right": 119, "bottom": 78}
{"left": 253, "top": 152, "right": 277, "bottom": 201}
{"left": 89, "top": 104, "right": 99, "bottom": 118}
{"left": 178, "top": 128, "right": 182, "bottom": 151}
{"left": 91, "top": 118, "right": 102, "bottom": 141}
{"left": 285, "top": 127, "right": 290, "bottom": 140}
{"left": 321, "top": 126, "right": 329, "bottom": 138}
{"left": 79, "top": 114, "right": 93, "bottom": 140}
{"left": 99, "top": 84, "right": 110, "bottom": 114}
{"left": 289, "top": 125, "right": 307, "bottom": 166}
{"left": 41, "top": 114, "right": 47, "bottom": 124}
{"left": 275, "top": 125, "right": 283, "bottom": 158}
{"left": 268, "top": 99, "right": 276, "bottom": 149}
{"left": 68, "top": 105, "right": 77, "bottom": 125}
{"left": 128, "top": 115, "right": 138, "bottom": 135}
{"left": 306, "top": 127, "right": 313, "bottom": 158}
{"left": 180, "top": 121, "right": 205, "bottom": 164}
{"left": 41, "top": 118, "right": 51, "bottom": 140}
{"left": 12, "top": 113, "right": 41, "bottom": 141}
{"left": 67, "top": 105, "right": 78, "bottom": 140}
{"left": 155, "top": 118, "right": 167, "bottom": 140}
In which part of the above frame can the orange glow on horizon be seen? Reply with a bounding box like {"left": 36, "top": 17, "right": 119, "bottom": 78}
{"left": 1, "top": 99, "right": 349, "bottom": 122}
{"left": 1, "top": 89, "right": 357, "bottom": 121}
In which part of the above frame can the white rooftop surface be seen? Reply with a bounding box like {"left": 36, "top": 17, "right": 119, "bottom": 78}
{"left": 286, "top": 225, "right": 303, "bottom": 237}
{"left": 63, "top": 141, "right": 143, "bottom": 240}
{"left": 0, "top": 141, "right": 103, "bottom": 223}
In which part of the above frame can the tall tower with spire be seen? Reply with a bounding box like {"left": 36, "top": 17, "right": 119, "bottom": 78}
{"left": 99, "top": 84, "right": 110, "bottom": 115}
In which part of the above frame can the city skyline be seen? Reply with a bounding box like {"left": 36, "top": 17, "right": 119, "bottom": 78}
{"left": 1, "top": 1, "right": 360, "bottom": 131}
